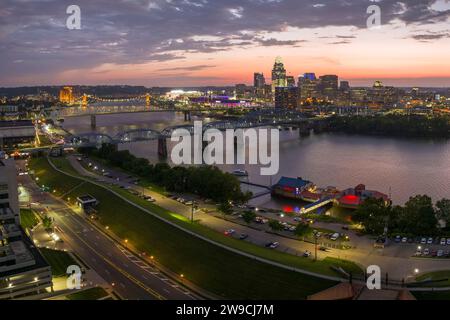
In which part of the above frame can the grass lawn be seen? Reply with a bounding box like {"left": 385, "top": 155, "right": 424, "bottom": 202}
{"left": 20, "top": 208, "right": 39, "bottom": 230}
{"left": 414, "top": 270, "right": 450, "bottom": 287}
{"left": 66, "top": 287, "right": 109, "bottom": 300}
{"left": 413, "top": 290, "right": 450, "bottom": 300}
{"left": 31, "top": 157, "right": 82, "bottom": 197}
{"left": 30, "top": 157, "right": 347, "bottom": 299}
{"left": 37, "top": 134, "right": 52, "bottom": 147}
{"left": 39, "top": 248, "right": 78, "bottom": 277}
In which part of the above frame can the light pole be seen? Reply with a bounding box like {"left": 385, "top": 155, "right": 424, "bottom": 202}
{"left": 191, "top": 201, "right": 196, "bottom": 222}
{"left": 313, "top": 230, "right": 319, "bottom": 261}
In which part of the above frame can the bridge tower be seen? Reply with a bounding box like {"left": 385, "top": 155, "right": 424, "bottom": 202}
{"left": 90, "top": 114, "right": 96, "bottom": 130}
{"left": 82, "top": 94, "right": 88, "bottom": 108}
{"left": 158, "top": 137, "right": 168, "bottom": 159}
{"left": 183, "top": 111, "right": 191, "bottom": 121}
{"left": 146, "top": 93, "right": 151, "bottom": 108}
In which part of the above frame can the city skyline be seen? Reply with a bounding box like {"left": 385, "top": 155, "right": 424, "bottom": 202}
{"left": 0, "top": 0, "right": 449, "bottom": 87}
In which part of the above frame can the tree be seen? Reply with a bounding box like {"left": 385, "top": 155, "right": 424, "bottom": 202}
{"left": 353, "top": 198, "right": 391, "bottom": 235}
{"left": 42, "top": 216, "right": 53, "bottom": 230}
{"left": 242, "top": 210, "right": 256, "bottom": 224}
{"left": 403, "top": 195, "right": 438, "bottom": 236}
{"left": 436, "top": 199, "right": 450, "bottom": 227}
{"left": 218, "top": 201, "right": 233, "bottom": 216}
{"left": 294, "top": 223, "right": 310, "bottom": 237}
{"left": 268, "top": 219, "right": 283, "bottom": 232}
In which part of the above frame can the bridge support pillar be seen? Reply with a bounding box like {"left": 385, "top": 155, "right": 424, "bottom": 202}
{"left": 90, "top": 114, "right": 96, "bottom": 130}
{"left": 184, "top": 111, "right": 191, "bottom": 122}
{"left": 158, "top": 137, "right": 168, "bottom": 159}
{"left": 299, "top": 124, "right": 311, "bottom": 138}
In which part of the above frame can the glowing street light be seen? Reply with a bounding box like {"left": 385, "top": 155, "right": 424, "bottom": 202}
{"left": 414, "top": 268, "right": 420, "bottom": 274}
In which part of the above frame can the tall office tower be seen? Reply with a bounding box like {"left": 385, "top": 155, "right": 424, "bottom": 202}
{"left": 59, "top": 86, "right": 74, "bottom": 104}
{"left": 254, "top": 73, "right": 266, "bottom": 88}
{"left": 286, "top": 76, "right": 296, "bottom": 87}
{"left": 299, "top": 78, "right": 320, "bottom": 101}
{"left": 319, "top": 75, "right": 339, "bottom": 100}
{"left": 275, "top": 87, "right": 299, "bottom": 109}
{"left": 369, "top": 81, "right": 399, "bottom": 107}
{"left": 0, "top": 155, "right": 52, "bottom": 299}
{"left": 271, "top": 57, "right": 287, "bottom": 93}
{"left": 254, "top": 73, "right": 266, "bottom": 99}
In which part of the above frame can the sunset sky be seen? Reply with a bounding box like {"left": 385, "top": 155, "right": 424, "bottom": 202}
{"left": 1, "top": 0, "right": 449, "bottom": 87}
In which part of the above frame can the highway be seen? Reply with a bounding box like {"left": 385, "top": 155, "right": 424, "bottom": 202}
{"left": 18, "top": 160, "right": 196, "bottom": 300}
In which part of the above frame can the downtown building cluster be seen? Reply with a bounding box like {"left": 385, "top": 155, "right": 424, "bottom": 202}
{"left": 249, "top": 57, "right": 404, "bottom": 110}
{"left": 241, "top": 57, "right": 450, "bottom": 114}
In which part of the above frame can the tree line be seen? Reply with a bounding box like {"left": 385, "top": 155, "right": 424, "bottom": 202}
{"left": 79, "top": 144, "right": 251, "bottom": 204}
{"left": 353, "top": 195, "right": 450, "bottom": 236}
{"left": 325, "top": 114, "right": 450, "bottom": 138}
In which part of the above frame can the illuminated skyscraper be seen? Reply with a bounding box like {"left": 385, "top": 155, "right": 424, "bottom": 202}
{"left": 271, "top": 57, "right": 287, "bottom": 93}
{"left": 59, "top": 86, "right": 74, "bottom": 104}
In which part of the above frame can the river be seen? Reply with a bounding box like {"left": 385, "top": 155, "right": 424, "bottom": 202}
{"left": 61, "top": 112, "right": 450, "bottom": 208}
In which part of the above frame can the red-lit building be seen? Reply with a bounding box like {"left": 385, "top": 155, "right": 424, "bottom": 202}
{"left": 337, "top": 184, "right": 390, "bottom": 209}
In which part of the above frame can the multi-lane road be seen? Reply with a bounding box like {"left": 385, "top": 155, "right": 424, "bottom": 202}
{"left": 18, "top": 160, "right": 197, "bottom": 300}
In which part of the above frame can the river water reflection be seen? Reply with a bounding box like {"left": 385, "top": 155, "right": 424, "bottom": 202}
{"left": 62, "top": 112, "right": 450, "bottom": 207}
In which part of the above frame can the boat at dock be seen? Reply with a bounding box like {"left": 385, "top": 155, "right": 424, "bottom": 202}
{"left": 271, "top": 176, "right": 390, "bottom": 213}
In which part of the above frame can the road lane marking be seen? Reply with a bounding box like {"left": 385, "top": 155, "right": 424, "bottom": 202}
{"left": 55, "top": 215, "right": 166, "bottom": 300}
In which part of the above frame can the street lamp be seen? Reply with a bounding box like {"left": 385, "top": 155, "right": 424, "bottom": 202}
{"left": 414, "top": 268, "right": 420, "bottom": 274}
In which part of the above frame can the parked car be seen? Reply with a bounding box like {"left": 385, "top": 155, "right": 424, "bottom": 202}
{"left": 239, "top": 234, "right": 248, "bottom": 240}
{"left": 446, "top": 238, "right": 450, "bottom": 246}
{"left": 437, "top": 250, "right": 444, "bottom": 257}
{"left": 401, "top": 237, "right": 407, "bottom": 243}
{"left": 427, "top": 237, "right": 433, "bottom": 244}
{"left": 421, "top": 238, "right": 427, "bottom": 244}
{"left": 303, "top": 250, "right": 312, "bottom": 257}
{"left": 269, "top": 242, "right": 279, "bottom": 249}
{"left": 440, "top": 238, "right": 447, "bottom": 246}
{"left": 395, "top": 235, "right": 401, "bottom": 243}
{"left": 423, "top": 248, "right": 430, "bottom": 255}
